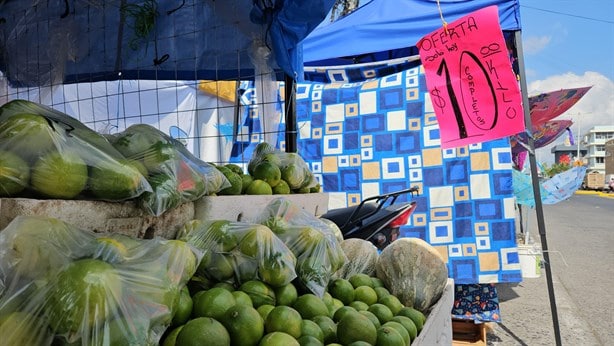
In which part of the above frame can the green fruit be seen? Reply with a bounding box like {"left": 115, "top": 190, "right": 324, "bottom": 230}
{"left": 354, "top": 286, "right": 378, "bottom": 306}
{"left": 396, "top": 307, "right": 426, "bottom": 332}
{"left": 359, "top": 310, "right": 381, "bottom": 329}
{"left": 31, "top": 151, "right": 88, "bottom": 199}
{"left": 328, "top": 278, "right": 355, "bottom": 305}
{"left": 176, "top": 317, "right": 230, "bottom": 346}
{"left": 89, "top": 160, "right": 146, "bottom": 200}
{"left": 253, "top": 161, "right": 282, "bottom": 187}
{"left": 292, "top": 294, "right": 329, "bottom": 320}
{"left": 367, "top": 304, "right": 394, "bottom": 325}
{"left": 110, "top": 124, "right": 161, "bottom": 159}
{"left": 391, "top": 315, "right": 418, "bottom": 341}
{"left": 259, "top": 256, "right": 297, "bottom": 288}
{"left": 383, "top": 321, "right": 410, "bottom": 346}
{"left": 219, "top": 168, "right": 243, "bottom": 195}
{"left": 233, "top": 290, "right": 254, "bottom": 307}
{"left": 333, "top": 306, "right": 357, "bottom": 323}
{"left": 0, "top": 150, "right": 29, "bottom": 196}
{"left": 309, "top": 184, "right": 321, "bottom": 193}
{"left": 273, "top": 283, "right": 298, "bottom": 306}
{"left": 257, "top": 304, "right": 276, "bottom": 321}
{"left": 206, "top": 253, "right": 236, "bottom": 281}
{"left": 301, "top": 319, "right": 324, "bottom": 342}
{"left": 281, "top": 163, "right": 305, "bottom": 189}
{"left": 255, "top": 142, "right": 275, "bottom": 156}
{"left": 272, "top": 179, "right": 291, "bottom": 194}
{"left": 161, "top": 325, "right": 184, "bottom": 346}
{"left": 245, "top": 179, "right": 273, "bottom": 195}
{"left": 375, "top": 325, "right": 405, "bottom": 346}
{"left": 0, "top": 112, "right": 57, "bottom": 162}
{"left": 297, "top": 335, "right": 323, "bottom": 346}
{"left": 192, "top": 287, "right": 236, "bottom": 320}
{"left": 349, "top": 273, "right": 374, "bottom": 288}
{"left": 172, "top": 287, "right": 193, "bottom": 326}
{"left": 221, "top": 304, "right": 265, "bottom": 346}
{"left": 265, "top": 306, "right": 303, "bottom": 338}
{"left": 349, "top": 300, "right": 369, "bottom": 312}
{"left": 259, "top": 332, "right": 299, "bottom": 346}
{"left": 378, "top": 294, "right": 404, "bottom": 315}
{"left": 225, "top": 163, "right": 244, "bottom": 175}
{"left": 142, "top": 141, "right": 179, "bottom": 174}
{"left": 311, "top": 315, "right": 337, "bottom": 344}
{"left": 240, "top": 280, "right": 276, "bottom": 308}
{"left": 241, "top": 174, "right": 254, "bottom": 193}
{"left": 0, "top": 311, "right": 51, "bottom": 345}
{"left": 262, "top": 153, "right": 283, "bottom": 166}
{"left": 138, "top": 173, "right": 181, "bottom": 216}
{"left": 46, "top": 258, "right": 122, "bottom": 333}
{"left": 336, "top": 311, "right": 377, "bottom": 345}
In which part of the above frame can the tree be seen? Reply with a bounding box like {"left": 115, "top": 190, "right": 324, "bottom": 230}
{"left": 330, "top": 0, "right": 360, "bottom": 22}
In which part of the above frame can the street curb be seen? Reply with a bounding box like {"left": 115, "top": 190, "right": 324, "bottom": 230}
{"left": 574, "top": 190, "right": 614, "bottom": 198}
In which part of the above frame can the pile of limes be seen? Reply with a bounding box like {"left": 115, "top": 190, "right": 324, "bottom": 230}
{"left": 161, "top": 273, "right": 426, "bottom": 346}
{"left": 214, "top": 143, "right": 321, "bottom": 196}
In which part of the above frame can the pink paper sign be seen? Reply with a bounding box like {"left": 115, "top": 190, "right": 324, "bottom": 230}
{"left": 417, "top": 6, "right": 524, "bottom": 148}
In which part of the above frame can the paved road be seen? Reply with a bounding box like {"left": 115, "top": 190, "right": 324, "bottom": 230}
{"left": 488, "top": 193, "right": 614, "bottom": 346}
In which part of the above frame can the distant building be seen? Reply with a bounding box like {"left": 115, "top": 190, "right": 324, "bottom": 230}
{"left": 551, "top": 144, "right": 587, "bottom": 164}
{"left": 605, "top": 138, "right": 614, "bottom": 175}
{"left": 581, "top": 126, "right": 614, "bottom": 174}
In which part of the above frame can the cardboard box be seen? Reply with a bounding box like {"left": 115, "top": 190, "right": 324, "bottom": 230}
{"left": 452, "top": 319, "right": 487, "bottom": 345}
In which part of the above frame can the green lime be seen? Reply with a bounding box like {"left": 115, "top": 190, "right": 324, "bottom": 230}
{"left": 176, "top": 317, "right": 230, "bottom": 346}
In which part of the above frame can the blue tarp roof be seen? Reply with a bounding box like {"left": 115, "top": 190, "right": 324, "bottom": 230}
{"left": 0, "top": 0, "right": 334, "bottom": 86}
{"left": 302, "top": 0, "right": 522, "bottom": 66}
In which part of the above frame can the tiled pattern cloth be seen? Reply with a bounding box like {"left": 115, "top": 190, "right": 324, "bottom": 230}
{"left": 230, "top": 66, "right": 522, "bottom": 284}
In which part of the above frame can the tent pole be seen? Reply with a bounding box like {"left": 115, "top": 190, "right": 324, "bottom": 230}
{"left": 284, "top": 74, "right": 297, "bottom": 153}
{"left": 514, "top": 30, "right": 562, "bottom": 346}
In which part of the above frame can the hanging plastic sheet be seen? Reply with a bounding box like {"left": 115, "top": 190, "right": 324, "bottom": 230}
{"left": 513, "top": 166, "right": 587, "bottom": 208}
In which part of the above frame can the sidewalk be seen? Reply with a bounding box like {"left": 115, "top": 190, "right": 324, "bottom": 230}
{"left": 486, "top": 196, "right": 608, "bottom": 346}
{"left": 488, "top": 271, "right": 601, "bottom": 345}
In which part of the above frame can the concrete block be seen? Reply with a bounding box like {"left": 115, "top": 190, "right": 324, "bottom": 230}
{"left": 194, "top": 193, "right": 329, "bottom": 222}
{"left": 0, "top": 198, "right": 194, "bottom": 239}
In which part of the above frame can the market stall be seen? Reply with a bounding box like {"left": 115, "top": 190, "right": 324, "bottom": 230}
{"left": 0, "top": 1, "right": 463, "bottom": 345}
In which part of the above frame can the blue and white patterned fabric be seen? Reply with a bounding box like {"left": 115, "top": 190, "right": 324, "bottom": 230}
{"left": 230, "top": 66, "right": 522, "bottom": 284}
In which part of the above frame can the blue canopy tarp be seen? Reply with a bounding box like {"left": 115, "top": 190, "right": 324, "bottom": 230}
{"left": 0, "top": 0, "right": 334, "bottom": 87}
{"left": 302, "top": 0, "right": 522, "bottom": 66}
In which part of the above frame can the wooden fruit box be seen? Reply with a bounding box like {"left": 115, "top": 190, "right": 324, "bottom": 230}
{"left": 452, "top": 318, "right": 487, "bottom": 346}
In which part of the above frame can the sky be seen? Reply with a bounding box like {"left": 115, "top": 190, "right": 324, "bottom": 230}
{"left": 518, "top": 0, "right": 614, "bottom": 163}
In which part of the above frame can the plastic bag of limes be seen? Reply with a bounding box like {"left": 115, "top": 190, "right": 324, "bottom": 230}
{"left": 253, "top": 198, "right": 347, "bottom": 298}
{"left": 0, "top": 99, "right": 152, "bottom": 201}
{"left": 107, "top": 124, "right": 230, "bottom": 216}
{"left": 247, "top": 142, "right": 318, "bottom": 194}
{"left": 0, "top": 215, "right": 203, "bottom": 345}
{"left": 177, "top": 219, "right": 298, "bottom": 288}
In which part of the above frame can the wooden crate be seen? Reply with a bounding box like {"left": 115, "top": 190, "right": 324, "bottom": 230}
{"left": 452, "top": 319, "right": 486, "bottom": 345}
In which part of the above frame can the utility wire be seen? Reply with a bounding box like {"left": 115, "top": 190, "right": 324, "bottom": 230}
{"left": 520, "top": 4, "right": 614, "bottom": 24}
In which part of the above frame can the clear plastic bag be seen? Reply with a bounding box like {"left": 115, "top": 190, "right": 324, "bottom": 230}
{"left": 253, "top": 198, "right": 346, "bottom": 297}
{"left": 0, "top": 99, "right": 151, "bottom": 201}
{"left": 177, "top": 219, "right": 297, "bottom": 288}
{"left": 108, "top": 124, "right": 230, "bottom": 216}
{"left": 247, "top": 142, "right": 317, "bottom": 192}
{"left": 0, "top": 215, "right": 201, "bottom": 345}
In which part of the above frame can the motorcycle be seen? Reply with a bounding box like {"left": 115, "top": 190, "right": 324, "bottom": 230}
{"left": 320, "top": 186, "right": 419, "bottom": 251}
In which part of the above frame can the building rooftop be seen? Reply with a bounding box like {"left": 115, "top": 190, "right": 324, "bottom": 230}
{"left": 551, "top": 144, "right": 587, "bottom": 153}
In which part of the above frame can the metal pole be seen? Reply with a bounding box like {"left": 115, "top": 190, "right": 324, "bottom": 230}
{"left": 515, "top": 30, "right": 563, "bottom": 346}
{"left": 284, "top": 74, "right": 297, "bottom": 153}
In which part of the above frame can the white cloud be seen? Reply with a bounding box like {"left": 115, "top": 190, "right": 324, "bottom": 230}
{"left": 526, "top": 71, "right": 614, "bottom": 163}
{"left": 522, "top": 35, "right": 552, "bottom": 55}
